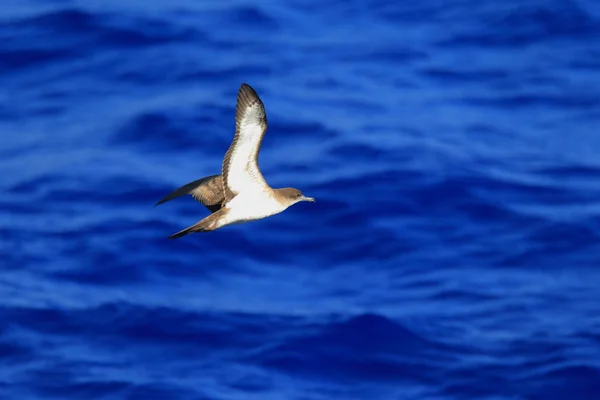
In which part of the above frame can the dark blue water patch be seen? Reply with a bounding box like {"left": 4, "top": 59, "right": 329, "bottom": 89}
{"left": 13, "top": 7, "right": 198, "bottom": 47}
{"left": 7, "top": 173, "right": 66, "bottom": 195}
{"left": 535, "top": 164, "right": 600, "bottom": 179}
{"left": 299, "top": 76, "right": 345, "bottom": 91}
{"left": 23, "top": 375, "right": 208, "bottom": 400}
{"left": 312, "top": 169, "right": 426, "bottom": 195}
{"left": 268, "top": 120, "right": 339, "bottom": 143}
{"left": 109, "top": 310, "right": 243, "bottom": 348}
{"left": 430, "top": 288, "right": 499, "bottom": 302}
{"left": 569, "top": 50, "right": 600, "bottom": 71}
{"left": 213, "top": 5, "right": 279, "bottom": 31}
{"left": 251, "top": 313, "right": 449, "bottom": 384}
{"left": 102, "top": 46, "right": 217, "bottom": 87}
{"left": 463, "top": 122, "right": 516, "bottom": 137}
{"left": 97, "top": 17, "right": 198, "bottom": 49}
{"left": 440, "top": 378, "right": 517, "bottom": 400}
{"left": 369, "top": 2, "right": 444, "bottom": 24}
{"left": 324, "top": 313, "right": 435, "bottom": 350}
{"left": 116, "top": 111, "right": 182, "bottom": 150}
{"left": 0, "top": 11, "right": 97, "bottom": 74}
{"left": 326, "top": 224, "right": 414, "bottom": 263}
{"left": 17, "top": 8, "right": 98, "bottom": 34}
{"left": 460, "top": 93, "right": 600, "bottom": 110}
{"left": 0, "top": 303, "right": 301, "bottom": 352}
{"left": 0, "top": 238, "right": 45, "bottom": 272}
{"left": 50, "top": 227, "right": 251, "bottom": 284}
{"left": 150, "top": 225, "right": 296, "bottom": 271}
{"left": 138, "top": 236, "right": 267, "bottom": 276}
{"left": 177, "top": 63, "right": 273, "bottom": 84}
{"left": 369, "top": 46, "right": 429, "bottom": 64}
{"left": 227, "top": 374, "right": 273, "bottom": 393}
{"left": 496, "top": 228, "right": 600, "bottom": 269}
{"left": 336, "top": 46, "right": 429, "bottom": 64}
{"left": 51, "top": 259, "right": 150, "bottom": 286}
{"left": 8, "top": 174, "right": 165, "bottom": 208}
{"left": 505, "top": 178, "right": 587, "bottom": 202}
{"left": 454, "top": 171, "right": 598, "bottom": 206}
{"left": 187, "top": 103, "right": 238, "bottom": 136}
{"left": 0, "top": 338, "right": 31, "bottom": 360}
{"left": 527, "top": 221, "right": 600, "bottom": 255}
{"left": 25, "top": 104, "right": 66, "bottom": 117}
{"left": 437, "top": 345, "right": 586, "bottom": 399}
{"left": 52, "top": 217, "right": 173, "bottom": 241}
{"left": 125, "top": 384, "right": 210, "bottom": 400}
{"left": 527, "top": 365, "right": 600, "bottom": 400}
{"left": 496, "top": 220, "right": 600, "bottom": 271}
{"left": 436, "top": 1, "right": 600, "bottom": 48}
{"left": 306, "top": 93, "right": 388, "bottom": 116}
{"left": 408, "top": 176, "right": 475, "bottom": 210}
{"left": 112, "top": 109, "right": 229, "bottom": 153}
{"left": 454, "top": 194, "right": 535, "bottom": 225}
{"left": 28, "top": 379, "right": 131, "bottom": 400}
{"left": 0, "top": 47, "right": 79, "bottom": 74}
{"left": 487, "top": 2, "right": 599, "bottom": 40}
{"left": 0, "top": 7, "right": 203, "bottom": 78}
{"left": 329, "top": 143, "right": 393, "bottom": 163}
{"left": 418, "top": 67, "right": 509, "bottom": 85}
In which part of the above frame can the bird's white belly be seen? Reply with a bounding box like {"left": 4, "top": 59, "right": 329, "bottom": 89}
{"left": 224, "top": 192, "right": 285, "bottom": 225}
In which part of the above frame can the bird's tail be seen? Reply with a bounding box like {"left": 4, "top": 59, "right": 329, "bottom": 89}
{"left": 155, "top": 175, "right": 220, "bottom": 206}
{"left": 168, "top": 208, "right": 229, "bottom": 239}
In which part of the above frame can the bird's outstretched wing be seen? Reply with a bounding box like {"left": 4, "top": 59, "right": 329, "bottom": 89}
{"left": 155, "top": 175, "right": 225, "bottom": 212}
{"left": 221, "top": 83, "right": 269, "bottom": 203}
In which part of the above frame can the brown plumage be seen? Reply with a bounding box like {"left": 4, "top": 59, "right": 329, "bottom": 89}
{"left": 155, "top": 174, "right": 224, "bottom": 212}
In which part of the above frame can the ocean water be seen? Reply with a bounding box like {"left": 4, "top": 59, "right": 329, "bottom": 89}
{"left": 2, "top": 0, "right": 600, "bottom": 399}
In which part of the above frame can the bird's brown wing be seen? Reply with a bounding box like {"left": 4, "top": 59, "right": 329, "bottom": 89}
{"left": 155, "top": 174, "right": 225, "bottom": 212}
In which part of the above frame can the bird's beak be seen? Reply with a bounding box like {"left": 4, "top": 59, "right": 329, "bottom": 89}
{"left": 301, "top": 196, "right": 316, "bottom": 203}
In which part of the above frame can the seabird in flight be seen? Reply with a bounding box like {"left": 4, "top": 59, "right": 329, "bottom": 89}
{"left": 156, "top": 83, "right": 315, "bottom": 238}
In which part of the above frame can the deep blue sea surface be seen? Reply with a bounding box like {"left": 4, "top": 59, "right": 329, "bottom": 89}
{"left": 2, "top": 0, "right": 600, "bottom": 399}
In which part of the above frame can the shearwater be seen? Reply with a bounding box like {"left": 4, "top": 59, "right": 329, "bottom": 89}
{"left": 156, "top": 83, "right": 315, "bottom": 239}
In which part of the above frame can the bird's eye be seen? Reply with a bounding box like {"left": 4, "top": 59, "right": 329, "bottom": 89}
{"left": 297, "top": 193, "right": 301, "bottom": 198}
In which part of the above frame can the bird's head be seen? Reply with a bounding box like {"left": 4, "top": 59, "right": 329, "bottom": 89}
{"left": 275, "top": 187, "right": 316, "bottom": 207}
